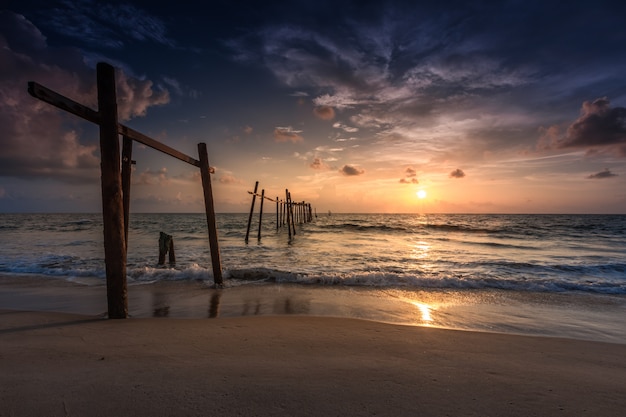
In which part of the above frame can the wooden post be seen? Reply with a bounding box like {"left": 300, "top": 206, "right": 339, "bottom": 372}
{"left": 285, "top": 189, "right": 292, "bottom": 239}
{"left": 257, "top": 189, "right": 265, "bottom": 241}
{"left": 121, "top": 135, "right": 133, "bottom": 250}
{"left": 289, "top": 192, "right": 297, "bottom": 236}
{"left": 245, "top": 181, "right": 258, "bottom": 243}
{"left": 198, "top": 142, "right": 223, "bottom": 286}
{"left": 158, "top": 232, "right": 176, "bottom": 265}
{"left": 97, "top": 62, "right": 128, "bottom": 319}
{"left": 276, "top": 197, "right": 279, "bottom": 230}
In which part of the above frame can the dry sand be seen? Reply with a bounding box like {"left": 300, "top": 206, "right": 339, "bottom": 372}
{"left": 2, "top": 309, "right": 625, "bottom": 416}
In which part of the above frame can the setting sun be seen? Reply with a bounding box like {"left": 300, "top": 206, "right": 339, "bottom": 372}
{"left": 417, "top": 190, "right": 427, "bottom": 199}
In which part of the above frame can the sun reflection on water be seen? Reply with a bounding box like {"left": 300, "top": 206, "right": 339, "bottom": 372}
{"left": 411, "top": 301, "right": 434, "bottom": 324}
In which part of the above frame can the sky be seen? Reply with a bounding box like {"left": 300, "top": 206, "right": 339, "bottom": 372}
{"left": 1, "top": 0, "right": 626, "bottom": 214}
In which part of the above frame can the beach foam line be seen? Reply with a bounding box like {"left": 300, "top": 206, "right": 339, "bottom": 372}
{"left": 1, "top": 310, "right": 625, "bottom": 416}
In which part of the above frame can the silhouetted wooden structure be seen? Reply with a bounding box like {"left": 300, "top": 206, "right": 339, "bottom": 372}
{"left": 28, "top": 62, "right": 223, "bottom": 318}
{"left": 245, "top": 182, "right": 314, "bottom": 241}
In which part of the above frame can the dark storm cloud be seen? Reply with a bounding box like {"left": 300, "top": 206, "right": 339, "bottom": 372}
{"left": 540, "top": 98, "right": 626, "bottom": 157}
{"left": 450, "top": 169, "right": 465, "bottom": 178}
{"left": 587, "top": 169, "right": 618, "bottom": 179}
{"left": 227, "top": 0, "right": 626, "bottom": 161}
{"left": 340, "top": 165, "right": 365, "bottom": 176}
{"left": 0, "top": 11, "right": 170, "bottom": 182}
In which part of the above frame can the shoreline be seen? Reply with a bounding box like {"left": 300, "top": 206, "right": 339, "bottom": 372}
{"left": 2, "top": 310, "right": 626, "bottom": 416}
{"left": 2, "top": 273, "right": 626, "bottom": 344}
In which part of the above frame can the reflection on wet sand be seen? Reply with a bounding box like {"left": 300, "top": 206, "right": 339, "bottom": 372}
{"left": 208, "top": 291, "right": 221, "bottom": 318}
{"left": 152, "top": 291, "right": 170, "bottom": 318}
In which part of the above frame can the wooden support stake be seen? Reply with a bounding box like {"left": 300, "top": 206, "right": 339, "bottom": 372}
{"left": 257, "top": 189, "right": 265, "bottom": 241}
{"left": 97, "top": 62, "right": 128, "bottom": 319}
{"left": 245, "top": 181, "right": 259, "bottom": 243}
{"left": 121, "top": 135, "right": 133, "bottom": 251}
{"left": 289, "top": 192, "right": 297, "bottom": 236}
{"left": 158, "top": 232, "right": 175, "bottom": 265}
{"left": 276, "top": 196, "right": 279, "bottom": 230}
{"left": 285, "top": 190, "right": 292, "bottom": 239}
{"left": 198, "top": 143, "right": 223, "bottom": 286}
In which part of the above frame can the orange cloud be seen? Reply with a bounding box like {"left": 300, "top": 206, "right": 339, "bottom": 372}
{"left": 313, "top": 105, "right": 335, "bottom": 120}
{"left": 274, "top": 126, "right": 304, "bottom": 143}
{"left": 340, "top": 165, "right": 365, "bottom": 176}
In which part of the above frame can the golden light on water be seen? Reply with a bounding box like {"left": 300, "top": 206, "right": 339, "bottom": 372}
{"left": 412, "top": 302, "right": 433, "bottom": 323}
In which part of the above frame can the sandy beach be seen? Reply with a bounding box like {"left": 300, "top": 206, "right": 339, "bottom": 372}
{"left": 2, "top": 308, "right": 626, "bottom": 416}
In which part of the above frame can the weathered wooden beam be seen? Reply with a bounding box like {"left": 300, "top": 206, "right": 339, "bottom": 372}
{"left": 198, "top": 142, "right": 223, "bottom": 286}
{"left": 257, "top": 189, "right": 265, "bottom": 241}
{"left": 118, "top": 125, "right": 200, "bottom": 167}
{"left": 28, "top": 81, "right": 101, "bottom": 124}
{"left": 28, "top": 82, "right": 201, "bottom": 168}
{"left": 97, "top": 62, "right": 128, "bottom": 319}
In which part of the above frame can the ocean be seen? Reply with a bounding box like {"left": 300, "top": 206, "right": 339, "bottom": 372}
{"left": 1, "top": 213, "right": 626, "bottom": 342}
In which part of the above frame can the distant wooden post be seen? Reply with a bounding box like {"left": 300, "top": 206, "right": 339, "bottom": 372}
{"left": 245, "top": 181, "right": 259, "bottom": 243}
{"left": 121, "top": 135, "right": 133, "bottom": 250}
{"left": 198, "top": 143, "right": 223, "bottom": 286}
{"left": 285, "top": 189, "right": 292, "bottom": 239}
{"left": 257, "top": 189, "right": 265, "bottom": 240}
{"left": 97, "top": 62, "right": 128, "bottom": 319}
{"left": 158, "top": 232, "right": 175, "bottom": 265}
{"left": 276, "top": 197, "right": 279, "bottom": 230}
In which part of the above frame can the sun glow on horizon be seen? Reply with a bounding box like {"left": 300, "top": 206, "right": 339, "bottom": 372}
{"left": 417, "top": 190, "right": 427, "bottom": 199}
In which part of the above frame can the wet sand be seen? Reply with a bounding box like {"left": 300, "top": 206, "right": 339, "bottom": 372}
{"left": 2, "top": 309, "right": 626, "bottom": 416}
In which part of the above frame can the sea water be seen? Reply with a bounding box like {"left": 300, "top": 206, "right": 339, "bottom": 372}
{"left": 1, "top": 213, "right": 625, "bottom": 342}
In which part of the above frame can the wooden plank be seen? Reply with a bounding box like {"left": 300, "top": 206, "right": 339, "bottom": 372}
{"left": 118, "top": 125, "right": 200, "bottom": 167}
{"left": 28, "top": 81, "right": 100, "bottom": 124}
{"left": 28, "top": 82, "right": 201, "bottom": 168}
{"left": 257, "top": 189, "right": 265, "bottom": 241}
{"left": 97, "top": 63, "right": 128, "bottom": 319}
{"left": 198, "top": 142, "right": 223, "bottom": 286}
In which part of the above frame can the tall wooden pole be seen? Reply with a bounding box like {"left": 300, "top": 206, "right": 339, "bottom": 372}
{"left": 245, "top": 181, "right": 258, "bottom": 243}
{"left": 97, "top": 62, "right": 128, "bottom": 319}
{"left": 257, "top": 189, "right": 265, "bottom": 240}
{"left": 285, "top": 189, "right": 292, "bottom": 239}
{"left": 276, "top": 197, "right": 279, "bottom": 230}
{"left": 121, "top": 135, "right": 133, "bottom": 251}
{"left": 198, "top": 143, "right": 223, "bottom": 286}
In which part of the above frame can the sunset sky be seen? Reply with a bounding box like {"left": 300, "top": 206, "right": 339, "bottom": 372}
{"left": 2, "top": 0, "right": 625, "bottom": 213}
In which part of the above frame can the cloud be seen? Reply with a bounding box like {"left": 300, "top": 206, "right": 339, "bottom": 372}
{"left": 539, "top": 98, "right": 626, "bottom": 156}
{"left": 332, "top": 122, "right": 359, "bottom": 132}
{"left": 313, "top": 105, "right": 335, "bottom": 120}
{"left": 310, "top": 157, "right": 330, "bottom": 170}
{"left": 137, "top": 168, "right": 169, "bottom": 185}
{"left": 219, "top": 174, "right": 243, "bottom": 184}
{"left": 273, "top": 126, "right": 304, "bottom": 143}
{"left": 45, "top": 0, "right": 176, "bottom": 49}
{"left": 587, "top": 169, "right": 618, "bottom": 179}
{"left": 340, "top": 165, "right": 365, "bottom": 176}
{"left": 399, "top": 166, "right": 418, "bottom": 183}
{"left": 243, "top": 126, "right": 253, "bottom": 134}
{"left": 450, "top": 168, "right": 466, "bottom": 178}
{"left": 116, "top": 70, "right": 170, "bottom": 121}
{"left": 0, "top": 11, "right": 171, "bottom": 182}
